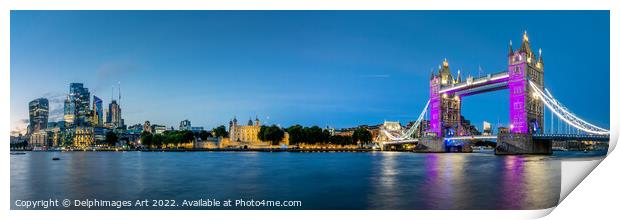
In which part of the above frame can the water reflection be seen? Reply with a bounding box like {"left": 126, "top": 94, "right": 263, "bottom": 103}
{"left": 501, "top": 156, "right": 526, "bottom": 209}
{"left": 369, "top": 152, "right": 401, "bottom": 209}
{"left": 499, "top": 155, "right": 559, "bottom": 209}
{"left": 11, "top": 151, "right": 564, "bottom": 210}
{"left": 422, "top": 154, "right": 467, "bottom": 209}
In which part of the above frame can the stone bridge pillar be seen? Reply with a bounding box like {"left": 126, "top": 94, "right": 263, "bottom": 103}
{"left": 496, "top": 133, "right": 551, "bottom": 155}
{"left": 415, "top": 136, "right": 444, "bottom": 153}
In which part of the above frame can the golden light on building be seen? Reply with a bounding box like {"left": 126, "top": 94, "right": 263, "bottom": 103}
{"left": 229, "top": 116, "right": 262, "bottom": 144}
{"left": 228, "top": 116, "right": 289, "bottom": 147}
{"left": 73, "top": 127, "right": 94, "bottom": 149}
{"left": 233, "top": 125, "right": 261, "bottom": 143}
{"left": 29, "top": 130, "right": 49, "bottom": 148}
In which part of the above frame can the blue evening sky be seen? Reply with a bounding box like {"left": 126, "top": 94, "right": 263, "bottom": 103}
{"left": 10, "top": 11, "right": 610, "bottom": 133}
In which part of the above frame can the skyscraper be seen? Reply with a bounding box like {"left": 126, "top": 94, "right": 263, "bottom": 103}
{"left": 63, "top": 96, "right": 75, "bottom": 125}
{"left": 104, "top": 83, "right": 123, "bottom": 129}
{"left": 92, "top": 96, "right": 103, "bottom": 127}
{"left": 106, "top": 100, "right": 122, "bottom": 128}
{"left": 71, "top": 83, "right": 91, "bottom": 125}
{"left": 28, "top": 98, "right": 49, "bottom": 135}
{"left": 64, "top": 83, "right": 91, "bottom": 127}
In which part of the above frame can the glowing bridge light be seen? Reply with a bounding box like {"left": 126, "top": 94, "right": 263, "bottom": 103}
{"left": 529, "top": 81, "right": 609, "bottom": 135}
{"left": 379, "top": 100, "right": 430, "bottom": 141}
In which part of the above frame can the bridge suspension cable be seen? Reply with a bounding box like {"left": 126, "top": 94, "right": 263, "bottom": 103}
{"left": 529, "top": 81, "right": 609, "bottom": 135}
{"left": 380, "top": 100, "right": 430, "bottom": 141}
{"left": 401, "top": 100, "right": 430, "bottom": 138}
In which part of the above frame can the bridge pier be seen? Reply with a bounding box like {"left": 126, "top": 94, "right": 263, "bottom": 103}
{"left": 496, "top": 133, "right": 551, "bottom": 155}
{"left": 414, "top": 136, "right": 445, "bottom": 153}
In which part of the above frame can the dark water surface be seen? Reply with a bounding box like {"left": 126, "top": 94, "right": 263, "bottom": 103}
{"left": 10, "top": 151, "right": 604, "bottom": 210}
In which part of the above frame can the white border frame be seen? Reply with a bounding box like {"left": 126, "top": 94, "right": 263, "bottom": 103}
{"left": 1, "top": 1, "right": 617, "bottom": 219}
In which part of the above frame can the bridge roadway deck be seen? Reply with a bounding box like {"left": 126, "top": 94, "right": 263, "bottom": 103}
{"left": 382, "top": 134, "right": 609, "bottom": 145}
{"left": 439, "top": 71, "right": 508, "bottom": 96}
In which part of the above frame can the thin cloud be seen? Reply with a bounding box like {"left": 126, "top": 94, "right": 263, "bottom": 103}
{"left": 94, "top": 61, "right": 141, "bottom": 94}
{"left": 361, "top": 74, "right": 391, "bottom": 78}
{"left": 12, "top": 119, "right": 29, "bottom": 135}
{"left": 48, "top": 108, "right": 64, "bottom": 122}
{"left": 41, "top": 91, "right": 67, "bottom": 105}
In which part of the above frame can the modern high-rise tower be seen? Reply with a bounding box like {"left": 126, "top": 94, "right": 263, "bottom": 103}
{"left": 28, "top": 98, "right": 49, "bottom": 135}
{"left": 64, "top": 83, "right": 91, "bottom": 127}
{"left": 92, "top": 96, "right": 103, "bottom": 127}
{"left": 104, "top": 83, "right": 123, "bottom": 129}
{"left": 106, "top": 100, "right": 122, "bottom": 128}
{"left": 63, "top": 96, "right": 75, "bottom": 125}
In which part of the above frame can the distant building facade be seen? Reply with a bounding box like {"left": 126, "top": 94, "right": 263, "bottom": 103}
{"left": 375, "top": 121, "right": 402, "bottom": 143}
{"left": 127, "top": 124, "right": 143, "bottom": 134}
{"left": 143, "top": 121, "right": 152, "bottom": 133}
{"left": 73, "top": 127, "right": 94, "bottom": 148}
{"left": 179, "top": 119, "right": 191, "bottom": 131}
{"left": 152, "top": 124, "right": 167, "bottom": 134}
{"left": 93, "top": 127, "right": 110, "bottom": 145}
{"left": 229, "top": 116, "right": 261, "bottom": 143}
{"left": 28, "top": 125, "right": 62, "bottom": 149}
{"left": 29, "top": 130, "right": 50, "bottom": 148}
{"left": 383, "top": 121, "right": 402, "bottom": 131}
{"left": 460, "top": 116, "right": 481, "bottom": 135}
{"left": 483, "top": 121, "right": 492, "bottom": 135}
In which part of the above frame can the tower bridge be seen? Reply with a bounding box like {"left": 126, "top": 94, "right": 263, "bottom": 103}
{"left": 377, "top": 31, "right": 610, "bottom": 154}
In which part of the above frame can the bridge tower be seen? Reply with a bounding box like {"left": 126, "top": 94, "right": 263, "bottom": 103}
{"left": 507, "top": 31, "right": 545, "bottom": 135}
{"left": 499, "top": 31, "right": 549, "bottom": 154}
{"left": 429, "top": 59, "right": 462, "bottom": 138}
{"left": 421, "top": 60, "right": 463, "bottom": 152}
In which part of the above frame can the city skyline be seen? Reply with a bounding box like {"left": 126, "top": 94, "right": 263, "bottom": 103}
{"left": 10, "top": 11, "right": 610, "bottom": 134}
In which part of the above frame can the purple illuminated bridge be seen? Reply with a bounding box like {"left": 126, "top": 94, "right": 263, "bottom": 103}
{"left": 379, "top": 32, "right": 609, "bottom": 155}
{"left": 427, "top": 32, "right": 545, "bottom": 139}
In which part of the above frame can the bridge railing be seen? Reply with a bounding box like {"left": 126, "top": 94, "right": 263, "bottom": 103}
{"left": 532, "top": 133, "right": 609, "bottom": 139}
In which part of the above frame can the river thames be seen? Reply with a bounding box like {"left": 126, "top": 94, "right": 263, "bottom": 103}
{"left": 10, "top": 151, "right": 606, "bottom": 210}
